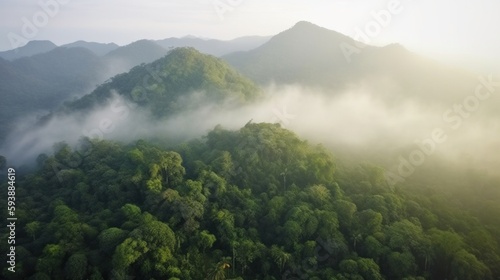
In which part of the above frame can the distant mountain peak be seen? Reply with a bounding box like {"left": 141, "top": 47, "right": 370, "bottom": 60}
{"left": 285, "top": 21, "right": 351, "bottom": 40}
{"left": 61, "top": 41, "right": 119, "bottom": 56}
{"left": 24, "top": 40, "right": 56, "bottom": 47}
{"left": 292, "top": 21, "right": 319, "bottom": 28}
{"left": 0, "top": 40, "right": 57, "bottom": 61}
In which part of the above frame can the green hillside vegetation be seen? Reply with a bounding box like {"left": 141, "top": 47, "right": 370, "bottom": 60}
{"left": 66, "top": 47, "right": 261, "bottom": 117}
{"left": 1, "top": 123, "right": 499, "bottom": 279}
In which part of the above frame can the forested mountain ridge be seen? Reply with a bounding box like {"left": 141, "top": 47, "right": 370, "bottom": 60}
{"left": 63, "top": 47, "right": 261, "bottom": 117}
{"left": 1, "top": 123, "right": 499, "bottom": 279}
{"left": 0, "top": 20, "right": 499, "bottom": 280}
{"left": 0, "top": 37, "right": 264, "bottom": 145}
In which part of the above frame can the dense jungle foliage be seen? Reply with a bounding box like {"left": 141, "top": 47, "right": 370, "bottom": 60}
{"left": 1, "top": 123, "right": 499, "bottom": 280}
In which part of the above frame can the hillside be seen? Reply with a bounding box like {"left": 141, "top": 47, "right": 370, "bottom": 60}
{"left": 224, "top": 21, "right": 477, "bottom": 103}
{"left": 1, "top": 123, "right": 499, "bottom": 279}
{"left": 0, "top": 47, "right": 107, "bottom": 142}
{"left": 61, "top": 41, "right": 119, "bottom": 56}
{"left": 103, "top": 40, "right": 170, "bottom": 72}
{"left": 66, "top": 47, "right": 261, "bottom": 117}
{"left": 0, "top": 40, "right": 57, "bottom": 61}
{"left": 156, "top": 35, "right": 270, "bottom": 57}
{"left": 0, "top": 21, "right": 498, "bottom": 280}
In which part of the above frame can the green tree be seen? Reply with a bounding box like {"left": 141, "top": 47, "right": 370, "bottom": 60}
{"left": 270, "top": 245, "right": 291, "bottom": 272}
{"left": 452, "top": 249, "right": 492, "bottom": 280}
{"left": 387, "top": 251, "right": 417, "bottom": 278}
{"left": 197, "top": 230, "right": 216, "bottom": 252}
{"left": 357, "top": 209, "right": 383, "bottom": 236}
{"left": 98, "top": 228, "right": 127, "bottom": 255}
{"left": 36, "top": 244, "right": 65, "bottom": 277}
{"left": 64, "top": 253, "right": 88, "bottom": 280}
{"left": 357, "top": 258, "right": 383, "bottom": 280}
{"left": 112, "top": 238, "right": 149, "bottom": 269}
{"left": 25, "top": 221, "right": 41, "bottom": 241}
{"left": 0, "top": 155, "right": 6, "bottom": 169}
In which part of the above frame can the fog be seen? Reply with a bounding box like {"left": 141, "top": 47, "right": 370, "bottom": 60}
{"left": 2, "top": 76, "right": 500, "bottom": 182}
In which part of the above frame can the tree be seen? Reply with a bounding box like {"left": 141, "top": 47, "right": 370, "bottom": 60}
{"left": 36, "top": 244, "right": 65, "bottom": 277}
{"left": 270, "top": 245, "right": 291, "bottom": 272}
{"left": 357, "top": 258, "right": 383, "bottom": 280}
{"left": 64, "top": 253, "right": 88, "bottom": 280}
{"left": 429, "top": 229, "right": 465, "bottom": 278}
{"left": 385, "top": 219, "right": 424, "bottom": 252}
{"left": 206, "top": 261, "right": 231, "bottom": 280}
{"left": 362, "top": 235, "right": 385, "bottom": 261}
{"left": 452, "top": 249, "right": 492, "bottom": 280}
{"left": 387, "top": 251, "right": 417, "bottom": 278}
{"left": 213, "top": 209, "right": 236, "bottom": 245}
{"left": 336, "top": 200, "right": 357, "bottom": 231}
{"left": 357, "top": 209, "right": 383, "bottom": 236}
{"left": 197, "top": 230, "right": 216, "bottom": 252}
{"left": 121, "top": 204, "right": 142, "bottom": 221}
{"left": 307, "top": 184, "right": 331, "bottom": 205}
{"left": 0, "top": 155, "right": 6, "bottom": 169}
{"left": 112, "top": 238, "right": 149, "bottom": 269}
{"left": 132, "top": 220, "right": 176, "bottom": 252}
{"left": 283, "top": 220, "right": 302, "bottom": 245}
{"left": 25, "top": 221, "right": 41, "bottom": 241}
{"left": 339, "top": 259, "right": 358, "bottom": 274}
{"left": 98, "top": 228, "right": 127, "bottom": 255}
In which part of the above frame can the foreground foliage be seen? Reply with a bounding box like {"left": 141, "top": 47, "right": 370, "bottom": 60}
{"left": 1, "top": 123, "right": 499, "bottom": 279}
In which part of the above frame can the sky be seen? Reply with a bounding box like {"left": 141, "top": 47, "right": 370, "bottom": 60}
{"left": 0, "top": 0, "right": 499, "bottom": 70}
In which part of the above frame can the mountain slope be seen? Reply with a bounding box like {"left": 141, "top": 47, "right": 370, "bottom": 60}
{"left": 66, "top": 47, "right": 261, "bottom": 117}
{"left": 61, "top": 40, "right": 119, "bottom": 56}
{"left": 0, "top": 47, "right": 107, "bottom": 142}
{"left": 224, "top": 21, "right": 477, "bottom": 103}
{"left": 156, "top": 35, "right": 270, "bottom": 57}
{"left": 3, "top": 123, "right": 500, "bottom": 279}
{"left": 104, "top": 40, "right": 169, "bottom": 72}
{"left": 0, "top": 40, "right": 57, "bottom": 60}
{"left": 224, "top": 21, "right": 363, "bottom": 86}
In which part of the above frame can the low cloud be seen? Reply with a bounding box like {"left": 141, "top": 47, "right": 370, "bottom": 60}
{"left": 2, "top": 79, "right": 500, "bottom": 179}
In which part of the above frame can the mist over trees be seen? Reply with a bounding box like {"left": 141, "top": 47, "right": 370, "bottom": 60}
{"left": 2, "top": 123, "right": 499, "bottom": 279}
{"left": 1, "top": 21, "right": 499, "bottom": 279}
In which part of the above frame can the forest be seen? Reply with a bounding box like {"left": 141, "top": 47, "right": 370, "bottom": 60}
{"left": 1, "top": 122, "right": 500, "bottom": 279}
{"left": 1, "top": 20, "right": 499, "bottom": 280}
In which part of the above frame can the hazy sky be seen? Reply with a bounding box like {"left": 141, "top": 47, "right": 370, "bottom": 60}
{"left": 1, "top": 0, "right": 499, "bottom": 68}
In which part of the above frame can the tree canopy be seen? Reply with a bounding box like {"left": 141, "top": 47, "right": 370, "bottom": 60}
{"left": 1, "top": 123, "right": 499, "bottom": 279}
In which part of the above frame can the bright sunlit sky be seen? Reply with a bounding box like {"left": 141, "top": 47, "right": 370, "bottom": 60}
{"left": 1, "top": 0, "right": 499, "bottom": 70}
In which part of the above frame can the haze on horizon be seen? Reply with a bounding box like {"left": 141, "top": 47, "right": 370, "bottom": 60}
{"left": 0, "top": 0, "right": 499, "bottom": 72}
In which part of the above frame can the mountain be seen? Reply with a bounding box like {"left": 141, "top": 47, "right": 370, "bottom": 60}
{"left": 66, "top": 47, "right": 260, "bottom": 117}
{"left": 13, "top": 47, "right": 105, "bottom": 87}
{"left": 61, "top": 40, "right": 119, "bottom": 56}
{"left": 155, "top": 35, "right": 270, "bottom": 57}
{"left": 224, "top": 21, "right": 477, "bottom": 103}
{"left": 224, "top": 21, "right": 359, "bottom": 85}
{"left": 104, "top": 40, "right": 169, "bottom": 73}
{"left": 0, "top": 47, "right": 107, "bottom": 142}
{"left": 4, "top": 122, "right": 500, "bottom": 279}
{"left": 0, "top": 40, "right": 57, "bottom": 61}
